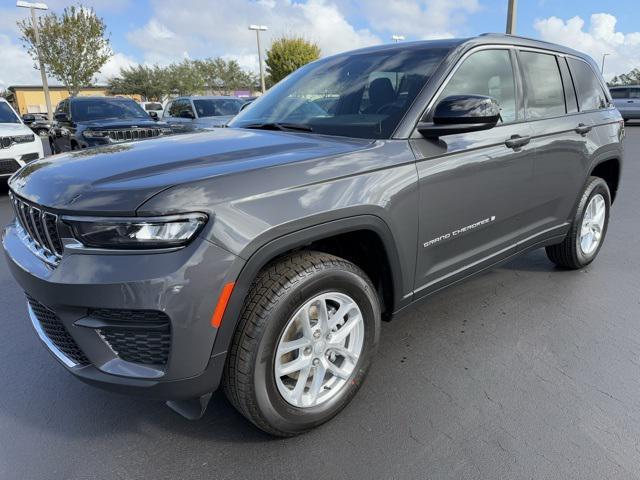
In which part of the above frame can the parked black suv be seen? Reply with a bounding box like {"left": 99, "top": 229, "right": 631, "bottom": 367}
{"left": 49, "top": 96, "right": 172, "bottom": 153}
{"left": 4, "top": 35, "right": 623, "bottom": 436}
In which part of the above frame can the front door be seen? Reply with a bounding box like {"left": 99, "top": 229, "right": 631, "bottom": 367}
{"left": 411, "top": 48, "right": 537, "bottom": 297}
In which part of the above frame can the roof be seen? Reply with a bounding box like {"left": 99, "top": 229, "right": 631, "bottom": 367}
{"left": 324, "top": 33, "right": 592, "bottom": 64}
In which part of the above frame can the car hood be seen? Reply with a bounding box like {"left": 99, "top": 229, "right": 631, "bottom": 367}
{"left": 79, "top": 118, "right": 167, "bottom": 129}
{"left": 0, "top": 122, "right": 32, "bottom": 135}
{"left": 9, "top": 127, "right": 372, "bottom": 214}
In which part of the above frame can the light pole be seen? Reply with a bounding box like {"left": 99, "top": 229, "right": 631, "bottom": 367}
{"left": 506, "top": 0, "right": 517, "bottom": 35}
{"left": 16, "top": 1, "right": 53, "bottom": 122}
{"left": 392, "top": 35, "right": 405, "bottom": 43}
{"left": 601, "top": 53, "right": 610, "bottom": 74}
{"left": 249, "top": 24, "right": 268, "bottom": 94}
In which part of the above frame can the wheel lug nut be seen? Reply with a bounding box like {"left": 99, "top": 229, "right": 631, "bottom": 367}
{"left": 313, "top": 330, "right": 321, "bottom": 339}
{"left": 304, "top": 347, "right": 312, "bottom": 355}
{"left": 312, "top": 358, "right": 320, "bottom": 366}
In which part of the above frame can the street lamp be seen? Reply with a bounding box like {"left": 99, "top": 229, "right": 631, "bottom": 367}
{"left": 506, "top": 0, "right": 517, "bottom": 34}
{"left": 392, "top": 35, "right": 405, "bottom": 43}
{"left": 16, "top": 1, "right": 53, "bottom": 122}
{"left": 601, "top": 53, "right": 611, "bottom": 74}
{"left": 249, "top": 24, "right": 268, "bottom": 94}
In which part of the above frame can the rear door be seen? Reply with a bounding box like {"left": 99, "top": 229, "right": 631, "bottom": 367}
{"left": 514, "top": 50, "right": 589, "bottom": 243}
{"left": 412, "top": 47, "right": 537, "bottom": 296}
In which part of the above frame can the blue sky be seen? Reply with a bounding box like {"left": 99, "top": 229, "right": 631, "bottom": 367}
{"left": 1, "top": 0, "right": 639, "bottom": 88}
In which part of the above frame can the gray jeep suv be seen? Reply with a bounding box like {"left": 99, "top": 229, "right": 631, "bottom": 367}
{"left": 3, "top": 34, "right": 623, "bottom": 436}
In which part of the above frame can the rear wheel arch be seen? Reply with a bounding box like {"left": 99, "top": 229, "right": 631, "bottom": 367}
{"left": 211, "top": 215, "right": 405, "bottom": 358}
{"left": 590, "top": 157, "right": 621, "bottom": 203}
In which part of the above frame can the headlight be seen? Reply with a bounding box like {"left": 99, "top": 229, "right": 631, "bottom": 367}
{"left": 12, "top": 134, "right": 35, "bottom": 144}
{"left": 64, "top": 213, "right": 208, "bottom": 249}
{"left": 82, "top": 130, "right": 110, "bottom": 139}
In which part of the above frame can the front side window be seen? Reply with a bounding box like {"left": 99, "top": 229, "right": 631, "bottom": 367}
{"left": 629, "top": 88, "right": 640, "bottom": 99}
{"left": 229, "top": 46, "right": 452, "bottom": 139}
{"left": 438, "top": 49, "right": 517, "bottom": 123}
{"left": 519, "top": 51, "right": 565, "bottom": 119}
{"left": 0, "top": 102, "right": 20, "bottom": 123}
{"left": 568, "top": 58, "right": 608, "bottom": 111}
{"left": 70, "top": 99, "right": 149, "bottom": 122}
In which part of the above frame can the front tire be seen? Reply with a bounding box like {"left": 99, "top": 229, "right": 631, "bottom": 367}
{"left": 223, "top": 251, "right": 381, "bottom": 436}
{"left": 546, "top": 176, "right": 611, "bottom": 269}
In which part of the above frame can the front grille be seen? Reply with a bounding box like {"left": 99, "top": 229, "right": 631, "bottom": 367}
{"left": 0, "top": 158, "right": 20, "bottom": 175}
{"left": 26, "top": 294, "right": 89, "bottom": 365}
{"left": 9, "top": 193, "right": 63, "bottom": 264}
{"left": 93, "top": 309, "right": 171, "bottom": 366}
{"left": 105, "top": 128, "right": 164, "bottom": 143}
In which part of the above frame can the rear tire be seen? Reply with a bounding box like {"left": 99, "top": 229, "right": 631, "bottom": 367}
{"left": 546, "top": 176, "right": 610, "bottom": 269}
{"left": 223, "top": 251, "right": 380, "bottom": 437}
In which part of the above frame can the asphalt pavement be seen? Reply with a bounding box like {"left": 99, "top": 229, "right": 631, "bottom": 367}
{"left": 1, "top": 130, "right": 639, "bottom": 479}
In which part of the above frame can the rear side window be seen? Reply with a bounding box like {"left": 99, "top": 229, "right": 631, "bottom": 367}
{"left": 519, "top": 51, "right": 565, "bottom": 119}
{"left": 438, "top": 49, "right": 517, "bottom": 123}
{"left": 567, "top": 58, "right": 608, "bottom": 111}
{"left": 610, "top": 89, "right": 629, "bottom": 99}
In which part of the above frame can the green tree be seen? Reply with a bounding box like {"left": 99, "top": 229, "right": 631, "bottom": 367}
{"left": 18, "top": 5, "right": 112, "bottom": 96}
{"left": 608, "top": 68, "right": 640, "bottom": 86}
{"left": 265, "top": 36, "right": 321, "bottom": 84}
{"left": 108, "top": 64, "right": 167, "bottom": 101}
{"left": 163, "top": 60, "right": 206, "bottom": 96}
{"left": 194, "top": 58, "right": 257, "bottom": 95}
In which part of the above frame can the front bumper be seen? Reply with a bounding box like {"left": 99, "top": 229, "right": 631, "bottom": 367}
{"left": 3, "top": 221, "right": 244, "bottom": 400}
{"left": 0, "top": 140, "right": 44, "bottom": 176}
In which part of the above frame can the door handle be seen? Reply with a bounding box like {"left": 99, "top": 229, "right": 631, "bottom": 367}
{"left": 505, "top": 135, "right": 531, "bottom": 149}
{"left": 575, "top": 123, "right": 592, "bottom": 135}
{"left": 627, "top": 100, "right": 634, "bottom": 103}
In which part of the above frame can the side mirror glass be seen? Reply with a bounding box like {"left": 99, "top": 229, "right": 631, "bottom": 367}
{"left": 54, "top": 112, "right": 70, "bottom": 122}
{"left": 149, "top": 111, "right": 159, "bottom": 120}
{"left": 418, "top": 95, "right": 501, "bottom": 138}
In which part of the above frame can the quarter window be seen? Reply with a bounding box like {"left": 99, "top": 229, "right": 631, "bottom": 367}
{"left": 610, "top": 89, "right": 629, "bottom": 99}
{"left": 519, "top": 51, "right": 565, "bottom": 119}
{"left": 567, "top": 58, "right": 608, "bottom": 111}
{"left": 438, "top": 49, "right": 517, "bottom": 123}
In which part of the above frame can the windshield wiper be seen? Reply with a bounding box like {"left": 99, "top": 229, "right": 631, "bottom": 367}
{"left": 243, "top": 122, "right": 313, "bottom": 132}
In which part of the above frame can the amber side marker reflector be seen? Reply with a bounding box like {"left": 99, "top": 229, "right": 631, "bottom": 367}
{"left": 211, "top": 282, "right": 235, "bottom": 328}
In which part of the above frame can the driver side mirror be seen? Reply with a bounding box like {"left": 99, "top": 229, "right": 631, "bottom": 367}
{"left": 149, "top": 111, "right": 159, "bottom": 120}
{"left": 417, "top": 95, "right": 501, "bottom": 138}
{"left": 54, "top": 112, "right": 70, "bottom": 123}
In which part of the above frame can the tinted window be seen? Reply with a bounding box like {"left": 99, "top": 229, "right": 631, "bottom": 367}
{"left": 568, "top": 58, "right": 608, "bottom": 111}
{"left": 558, "top": 57, "right": 578, "bottom": 113}
{"left": 193, "top": 99, "right": 243, "bottom": 117}
{"left": 229, "top": 46, "right": 451, "bottom": 139}
{"left": 0, "top": 102, "right": 20, "bottom": 123}
{"left": 520, "top": 51, "right": 565, "bottom": 119}
{"left": 438, "top": 49, "right": 517, "bottom": 123}
{"left": 610, "top": 88, "right": 629, "bottom": 99}
{"left": 144, "top": 103, "right": 163, "bottom": 110}
{"left": 71, "top": 99, "right": 149, "bottom": 121}
{"left": 629, "top": 88, "right": 640, "bottom": 99}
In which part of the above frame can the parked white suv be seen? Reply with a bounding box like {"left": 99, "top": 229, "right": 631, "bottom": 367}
{"left": 0, "top": 99, "right": 44, "bottom": 179}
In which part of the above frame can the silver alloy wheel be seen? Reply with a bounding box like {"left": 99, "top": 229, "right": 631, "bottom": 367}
{"left": 274, "top": 292, "right": 365, "bottom": 408}
{"left": 579, "top": 193, "right": 606, "bottom": 255}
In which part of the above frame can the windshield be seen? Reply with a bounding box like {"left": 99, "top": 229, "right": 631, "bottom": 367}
{"left": 143, "top": 103, "right": 163, "bottom": 111}
{"left": 194, "top": 99, "right": 244, "bottom": 117}
{"left": 0, "top": 103, "right": 20, "bottom": 124}
{"left": 71, "top": 99, "right": 150, "bottom": 122}
{"left": 229, "top": 46, "right": 451, "bottom": 139}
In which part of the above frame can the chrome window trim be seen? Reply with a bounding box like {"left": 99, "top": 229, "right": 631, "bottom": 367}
{"left": 27, "top": 303, "right": 79, "bottom": 368}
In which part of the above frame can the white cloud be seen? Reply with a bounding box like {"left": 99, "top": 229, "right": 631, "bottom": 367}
{"left": 349, "top": 0, "right": 481, "bottom": 39}
{"left": 0, "top": 34, "right": 43, "bottom": 89}
{"left": 95, "top": 52, "right": 138, "bottom": 82}
{"left": 534, "top": 13, "right": 640, "bottom": 80}
{"left": 126, "top": 0, "right": 381, "bottom": 71}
